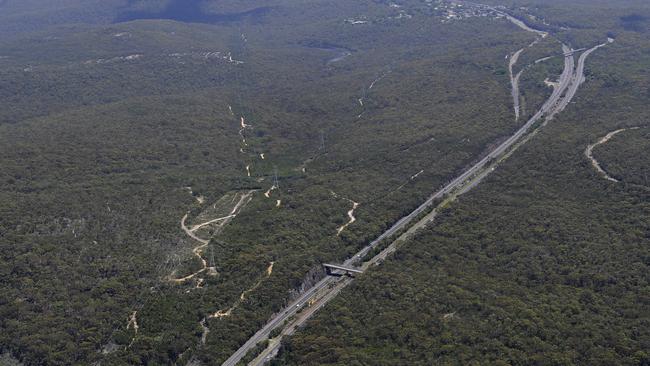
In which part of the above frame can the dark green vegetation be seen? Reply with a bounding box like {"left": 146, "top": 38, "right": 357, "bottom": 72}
{"left": 0, "top": 0, "right": 552, "bottom": 364}
{"left": 513, "top": 36, "right": 563, "bottom": 119}
{"left": 1, "top": 0, "right": 648, "bottom": 365}
{"left": 275, "top": 2, "right": 650, "bottom": 366}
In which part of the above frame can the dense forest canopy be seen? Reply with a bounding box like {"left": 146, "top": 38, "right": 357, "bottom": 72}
{"left": 0, "top": 0, "right": 648, "bottom": 365}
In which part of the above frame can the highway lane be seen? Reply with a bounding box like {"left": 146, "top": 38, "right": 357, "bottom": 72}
{"left": 552, "top": 42, "right": 610, "bottom": 117}
{"left": 220, "top": 275, "right": 336, "bottom": 366}
{"left": 249, "top": 276, "right": 355, "bottom": 366}
{"left": 223, "top": 16, "right": 610, "bottom": 366}
{"left": 502, "top": 14, "right": 548, "bottom": 37}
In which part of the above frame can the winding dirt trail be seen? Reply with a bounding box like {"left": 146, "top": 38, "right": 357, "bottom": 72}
{"left": 357, "top": 70, "right": 391, "bottom": 112}
{"left": 369, "top": 70, "right": 390, "bottom": 90}
{"left": 544, "top": 78, "right": 560, "bottom": 89}
{"left": 184, "top": 186, "right": 205, "bottom": 204}
{"left": 167, "top": 214, "right": 212, "bottom": 283}
{"left": 200, "top": 318, "right": 210, "bottom": 344}
{"left": 127, "top": 311, "right": 139, "bottom": 334}
{"left": 207, "top": 261, "right": 275, "bottom": 322}
{"left": 168, "top": 191, "right": 254, "bottom": 284}
{"left": 330, "top": 191, "right": 360, "bottom": 235}
{"left": 411, "top": 170, "right": 424, "bottom": 180}
{"left": 236, "top": 115, "right": 254, "bottom": 177}
{"left": 585, "top": 127, "right": 639, "bottom": 182}
{"left": 126, "top": 310, "right": 139, "bottom": 347}
{"left": 238, "top": 116, "right": 251, "bottom": 152}
{"left": 189, "top": 214, "right": 237, "bottom": 232}
{"left": 336, "top": 197, "right": 360, "bottom": 236}
{"left": 264, "top": 184, "right": 278, "bottom": 198}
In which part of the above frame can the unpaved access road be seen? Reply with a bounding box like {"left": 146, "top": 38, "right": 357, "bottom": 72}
{"left": 585, "top": 127, "right": 639, "bottom": 183}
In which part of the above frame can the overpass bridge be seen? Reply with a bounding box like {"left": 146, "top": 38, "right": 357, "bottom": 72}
{"left": 564, "top": 48, "right": 586, "bottom": 56}
{"left": 323, "top": 263, "right": 363, "bottom": 277}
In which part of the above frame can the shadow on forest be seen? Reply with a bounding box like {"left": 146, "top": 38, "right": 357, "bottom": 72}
{"left": 115, "top": 0, "right": 272, "bottom": 24}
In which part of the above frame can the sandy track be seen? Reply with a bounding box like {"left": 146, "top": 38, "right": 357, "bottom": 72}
{"left": 127, "top": 311, "right": 139, "bottom": 334}
{"left": 336, "top": 201, "right": 359, "bottom": 236}
{"left": 356, "top": 70, "right": 391, "bottom": 111}
{"left": 168, "top": 191, "right": 254, "bottom": 284}
{"left": 238, "top": 116, "right": 251, "bottom": 152}
{"left": 411, "top": 170, "right": 424, "bottom": 180}
{"left": 200, "top": 318, "right": 210, "bottom": 344}
{"left": 585, "top": 127, "right": 639, "bottom": 182}
{"left": 189, "top": 214, "right": 237, "bottom": 232}
{"left": 331, "top": 191, "right": 360, "bottom": 235}
{"left": 180, "top": 213, "right": 209, "bottom": 244}
{"left": 207, "top": 262, "right": 275, "bottom": 321}
{"left": 264, "top": 184, "right": 278, "bottom": 198}
{"left": 126, "top": 310, "right": 139, "bottom": 347}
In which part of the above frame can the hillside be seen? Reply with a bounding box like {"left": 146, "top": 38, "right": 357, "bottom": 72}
{"left": 1, "top": 0, "right": 648, "bottom": 365}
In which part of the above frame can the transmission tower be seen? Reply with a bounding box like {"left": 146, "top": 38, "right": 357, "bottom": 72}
{"left": 273, "top": 166, "right": 280, "bottom": 189}
{"left": 319, "top": 130, "right": 326, "bottom": 150}
{"left": 209, "top": 245, "right": 215, "bottom": 268}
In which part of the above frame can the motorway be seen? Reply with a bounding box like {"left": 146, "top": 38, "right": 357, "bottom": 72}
{"left": 553, "top": 41, "right": 611, "bottom": 117}
{"left": 222, "top": 10, "right": 611, "bottom": 366}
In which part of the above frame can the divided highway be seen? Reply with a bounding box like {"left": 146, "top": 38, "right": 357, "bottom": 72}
{"left": 222, "top": 11, "right": 611, "bottom": 366}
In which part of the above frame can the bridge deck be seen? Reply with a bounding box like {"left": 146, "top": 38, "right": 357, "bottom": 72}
{"left": 323, "top": 263, "right": 364, "bottom": 274}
